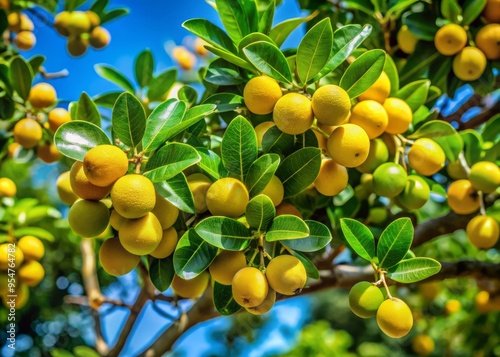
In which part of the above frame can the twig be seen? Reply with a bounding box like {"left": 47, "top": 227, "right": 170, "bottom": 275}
{"left": 40, "top": 68, "right": 69, "bottom": 79}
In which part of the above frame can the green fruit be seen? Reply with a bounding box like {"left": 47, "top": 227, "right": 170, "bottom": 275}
{"left": 469, "top": 161, "right": 500, "bottom": 193}
{"left": 397, "top": 175, "right": 431, "bottom": 210}
{"left": 372, "top": 162, "right": 408, "bottom": 197}
{"left": 68, "top": 199, "right": 110, "bottom": 238}
{"left": 356, "top": 139, "right": 390, "bottom": 174}
{"left": 368, "top": 207, "right": 388, "bottom": 224}
{"left": 349, "top": 281, "right": 385, "bottom": 318}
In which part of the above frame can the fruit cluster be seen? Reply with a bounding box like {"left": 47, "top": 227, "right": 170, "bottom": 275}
{"left": 6, "top": 10, "right": 36, "bottom": 51}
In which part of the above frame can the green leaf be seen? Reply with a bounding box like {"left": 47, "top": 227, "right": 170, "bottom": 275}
{"left": 262, "top": 126, "right": 295, "bottom": 156}
{"left": 238, "top": 32, "right": 275, "bottom": 53}
{"left": 50, "top": 349, "right": 74, "bottom": 357}
{"left": 482, "top": 114, "right": 500, "bottom": 144}
{"left": 462, "top": 0, "right": 487, "bottom": 25}
{"left": 135, "top": 49, "right": 154, "bottom": 88}
{"left": 344, "top": 0, "right": 375, "bottom": 15}
{"left": 258, "top": 1, "right": 275, "bottom": 34}
{"left": 290, "top": 250, "right": 320, "bottom": 279}
{"left": 144, "top": 143, "right": 201, "bottom": 182}
{"left": 387, "top": 257, "right": 441, "bottom": 283}
{"left": 10, "top": 56, "right": 33, "bottom": 101}
{"left": 54, "top": 121, "right": 111, "bottom": 161}
{"left": 386, "top": 0, "right": 420, "bottom": 18}
{"left": 182, "top": 19, "right": 238, "bottom": 54}
{"left": 24, "top": 206, "right": 61, "bottom": 224}
{"left": 28, "top": 55, "right": 45, "bottom": 74}
{"left": 213, "top": 281, "right": 241, "bottom": 315}
{"left": 377, "top": 217, "right": 414, "bottom": 269}
{"left": 205, "top": 58, "right": 244, "bottom": 86}
{"left": 461, "top": 129, "right": 483, "bottom": 165}
{"left": 245, "top": 194, "right": 276, "bottom": 232}
{"left": 13, "top": 226, "right": 55, "bottom": 242}
{"left": 404, "top": 12, "right": 440, "bottom": 41}
{"left": 196, "top": 148, "right": 228, "bottom": 180}
{"left": 89, "top": 0, "right": 109, "bottom": 14}
{"left": 243, "top": 41, "right": 292, "bottom": 84}
{"left": 270, "top": 12, "right": 317, "bottom": 48}
{"left": 245, "top": 153, "right": 280, "bottom": 197}
{"left": 195, "top": 217, "right": 253, "bottom": 251}
{"left": 73, "top": 346, "right": 100, "bottom": 357}
{"left": 205, "top": 45, "right": 256, "bottom": 72}
{"left": 93, "top": 91, "right": 122, "bottom": 108}
{"left": 276, "top": 147, "right": 322, "bottom": 198}
{"left": 75, "top": 92, "right": 100, "bottom": 125}
{"left": 340, "top": 49, "right": 385, "bottom": 99}
{"left": 281, "top": 220, "right": 332, "bottom": 252}
{"left": 296, "top": 18, "right": 333, "bottom": 84}
{"left": 441, "top": 0, "right": 462, "bottom": 23}
{"left": 94, "top": 64, "right": 135, "bottom": 93}
{"left": 339, "top": 218, "right": 375, "bottom": 262}
{"left": 100, "top": 8, "right": 129, "bottom": 25}
{"left": 266, "top": 215, "right": 309, "bottom": 242}
{"left": 221, "top": 116, "right": 258, "bottom": 179}
{"left": 215, "top": 0, "right": 252, "bottom": 42}
{"left": 384, "top": 54, "right": 399, "bottom": 96}
{"left": 159, "top": 103, "right": 216, "bottom": 143}
{"left": 173, "top": 229, "right": 218, "bottom": 280}
{"left": 112, "top": 92, "right": 146, "bottom": 149}
{"left": 149, "top": 256, "right": 174, "bottom": 292}
{"left": 64, "top": 0, "right": 86, "bottom": 12}
{"left": 147, "top": 68, "right": 177, "bottom": 102}
{"left": 155, "top": 174, "right": 195, "bottom": 214}
{"left": 395, "top": 79, "right": 430, "bottom": 113}
{"left": 178, "top": 85, "right": 198, "bottom": 107}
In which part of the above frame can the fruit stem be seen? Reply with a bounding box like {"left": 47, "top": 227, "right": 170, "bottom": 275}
{"left": 380, "top": 272, "right": 394, "bottom": 300}
{"left": 457, "top": 151, "right": 471, "bottom": 176}
{"left": 258, "top": 234, "right": 265, "bottom": 269}
{"left": 478, "top": 190, "right": 486, "bottom": 216}
{"left": 312, "top": 123, "right": 329, "bottom": 138}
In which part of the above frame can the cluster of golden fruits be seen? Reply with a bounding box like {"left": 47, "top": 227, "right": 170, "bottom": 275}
{"left": 170, "top": 38, "right": 209, "bottom": 71}
{"left": 5, "top": 9, "right": 36, "bottom": 51}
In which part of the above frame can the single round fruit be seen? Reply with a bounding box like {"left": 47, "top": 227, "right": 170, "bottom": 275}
{"left": 397, "top": 25, "right": 418, "bottom": 54}
{"left": 246, "top": 288, "right": 276, "bottom": 315}
{"left": 37, "top": 143, "right": 61, "bottom": 163}
{"left": 397, "top": 175, "right": 431, "bottom": 210}
{"left": 355, "top": 139, "right": 389, "bottom": 173}
{"left": 475, "top": 290, "right": 491, "bottom": 313}
{"left": 266, "top": 255, "right": 307, "bottom": 296}
{"left": 149, "top": 227, "right": 178, "bottom": 259}
{"left": 412, "top": 334, "right": 435, "bottom": 356}
{"left": 372, "top": 162, "right": 408, "bottom": 198}
{"left": 70, "top": 161, "right": 111, "bottom": 201}
{"left": 0, "top": 0, "right": 9, "bottom": 11}
{"left": 383, "top": 98, "right": 413, "bottom": 135}
{"left": 172, "top": 272, "right": 210, "bottom": 299}
{"left": 111, "top": 175, "right": 157, "bottom": 219}
{"left": 86, "top": 11, "right": 100, "bottom": 28}
{"left": 48, "top": 108, "right": 71, "bottom": 132}
{"left": 67, "top": 11, "right": 91, "bottom": 36}
{"left": 273, "top": 93, "right": 314, "bottom": 135}
{"left": 255, "top": 121, "right": 276, "bottom": 148}
{"left": 83, "top": 145, "right": 128, "bottom": 187}
{"left": 368, "top": 207, "right": 388, "bottom": 224}
{"left": 261, "top": 175, "right": 284, "bottom": 206}
{"left": 349, "top": 100, "right": 388, "bottom": 139}
{"left": 119, "top": 212, "right": 162, "bottom": 255}
{"left": 109, "top": 209, "right": 126, "bottom": 231}
{"left": 67, "top": 36, "right": 89, "bottom": 57}
{"left": 483, "top": 0, "right": 500, "bottom": 22}
{"left": 232, "top": 267, "right": 268, "bottom": 308}
{"left": 172, "top": 46, "right": 197, "bottom": 70}
{"left": 453, "top": 47, "right": 487, "bottom": 81}
{"left": 445, "top": 299, "right": 461, "bottom": 314}
{"left": 28, "top": 83, "right": 57, "bottom": 109}
{"left": 18, "top": 260, "right": 45, "bottom": 287}
{"left": 311, "top": 84, "right": 351, "bottom": 126}
{"left": 56, "top": 171, "right": 78, "bottom": 205}
{"left": 314, "top": 159, "right": 348, "bottom": 196}
{"left": 13, "top": 118, "right": 42, "bottom": 149}
{"left": 89, "top": 26, "right": 110, "bottom": 49}
{"left": 376, "top": 298, "right": 413, "bottom": 338}
{"left": 99, "top": 237, "right": 140, "bottom": 276}
{"left": 327, "top": 123, "right": 370, "bottom": 168}
{"left": 408, "top": 138, "right": 445, "bottom": 176}
{"left": 243, "top": 76, "right": 282, "bottom": 115}
{"left": 0, "top": 244, "right": 24, "bottom": 270}
{"left": 209, "top": 250, "right": 247, "bottom": 285}
{"left": 358, "top": 72, "right": 391, "bottom": 103}
{"left": 466, "top": 215, "right": 499, "bottom": 249}
{"left": 475, "top": 24, "right": 500, "bottom": 60}
{"left": 54, "top": 11, "right": 71, "bottom": 36}
{"left": 469, "top": 161, "right": 500, "bottom": 193}
{"left": 18, "top": 236, "right": 44, "bottom": 261}
{"left": 68, "top": 199, "right": 110, "bottom": 238}
{"left": 447, "top": 160, "right": 468, "bottom": 179}
{"left": 275, "top": 202, "right": 302, "bottom": 218}
{"left": 348, "top": 281, "right": 385, "bottom": 318}
{"left": 419, "top": 282, "right": 440, "bottom": 301}
{"left": 14, "top": 31, "right": 36, "bottom": 51}
{"left": 434, "top": 24, "right": 467, "bottom": 56}
{"left": 447, "top": 179, "right": 480, "bottom": 215}
{"left": 206, "top": 178, "right": 249, "bottom": 218}
{"left": 187, "top": 173, "right": 212, "bottom": 214}
{"left": 151, "top": 192, "right": 179, "bottom": 229}
{"left": 0, "top": 177, "right": 16, "bottom": 197}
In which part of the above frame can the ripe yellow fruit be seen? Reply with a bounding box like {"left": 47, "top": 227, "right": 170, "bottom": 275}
{"left": 151, "top": 192, "right": 179, "bottom": 229}
{"left": 37, "top": 143, "right": 61, "bottom": 163}
{"left": 194, "top": 38, "right": 209, "bottom": 56}
{"left": 206, "top": 177, "right": 249, "bottom": 218}
{"left": 483, "top": 0, "right": 500, "bottom": 22}
{"left": 419, "top": 282, "right": 440, "bottom": 301}
{"left": 209, "top": 250, "right": 247, "bottom": 285}
{"left": 172, "top": 271, "right": 210, "bottom": 298}
{"left": 119, "top": 212, "right": 162, "bottom": 255}
{"left": 327, "top": 123, "right": 370, "bottom": 168}
{"left": 313, "top": 129, "right": 328, "bottom": 152}
{"left": 109, "top": 209, "right": 126, "bottom": 230}
{"left": 475, "top": 290, "right": 491, "bottom": 313}
{"left": 0, "top": 243, "right": 24, "bottom": 270}
{"left": 447, "top": 160, "right": 468, "bottom": 179}
{"left": 243, "top": 76, "right": 283, "bottom": 115}
{"left": 18, "top": 236, "right": 44, "bottom": 261}
{"left": 412, "top": 334, "right": 435, "bottom": 356}
{"left": 187, "top": 173, "right": 212, "bottom": 214}
{"left": 311, "top": 85, "right": 351, "bottom": 126}
{"left": 469, "top": 161, "right": 500, "bottom": 193}
{"left": 86, "top": 11, "right": 100, "bottom": 28}
{"left": 261, "top": 175, "right": 284, "bottom": 206}
{"left": 2, "top": 283, "right": 29, "bottom": 309}
{"left": 475, "top": 24, "right": 500, "bottom": 60}
{"left": 99, "top": 237, "right": 140, "bottom": 276}
{"left": 56, "top": 171, "right": 77, "bottom": 205}
{"left": 445, "top": 299, "right": 461, "bottom": 314}
{"left": 275, "top": 202, "right": 303, "bottom": 218}
{"left": 314, "top": 159, "right": 348, "bottom": 196}
{"left": 18, "top": 260, "right": 44, "bottom": 287}
{"left": 0, "top": 177, "right": 16, "bottom": 197}
{"left": 349, "top": 281, "right": 385, "bottom": 318}
{"left": 54, "top": 11, "right": 71, "bottom": 36}
{"left": 349, "top": 100, "right": 388, "bottom": 139}
{"left": 48, "top": 108, "right": 71, "bottom": 132}
{"left": 397, "top": 25, "right": 419, "bottom": 54}
{"left": 89, "top": 26, "right": 111, "bottom": 49}
{"left": 13, "top": 118, "right": 42, "bottom": 149}
{"left": 67, "top": 36, "right": 89, "bottom": 57}
{"left": 83, "top": 145, "right": 129, "bottom": 187}
{"left": 232, "top": 267, "right": 268, "bottom": 307}
{"left": 358, "top": 72, "right": 391, "bottom": 103}
{"left": 376, "top": 298, "right": 413, "bottom": 338}
{"left": 70, "top": 161, "right": 111, "bottom": 201}
{"left": 254, "top": 121, "right": 276, "bottom": 147}
{"left": 0, "top": 0, "right": 9, "bottom": 10}
{"left": 453, "top": 47, "right": 487, "bottom": 81}
{"left": 434, "top": 24, "right": 467, "bottom": 56}
{"left": 447, "top": 179, "right": 480, "bottom": 215}
{"left": 467, "top": 215, "right": 499, "bottom": 249}
{"left": 28, "top": 83, "right": 57, "bottom": 109}
{"left": 383, "top": 97, "right": 413, "bottom": 135}
{"left": 273, "top": 93, "right": 314, "bottom": 135}
{"left": 7, "top": 142, "right": 21, "bottom": 158}
{"left": 172, "top": 46, "right": 197, "bottom": 70}
{"left": 8, "top": 12, "right": 33, "bottom": 32}
{"left": 407, "top": 138, "right": 445, "bottom": 176}
{"left": 266, "top": 255, "right": 307, "bottom": 296}
{"left": 68, "top": 199, "right": 110, "bottom": 238}
{"left": 67, "top": 11, "right": 91, "bottom": 36}
{"left": 14, "top": 31, "right": 36, "bottom": 51}
{"left": 149, "top": 227, "right": 178, "bottom": 259}
{"left": 246, "top": 288, "right": 276, "bottom": 315}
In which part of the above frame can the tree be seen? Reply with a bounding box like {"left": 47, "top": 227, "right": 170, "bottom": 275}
{"left": 0, "top": 0, "right": 499, "bottom": 356}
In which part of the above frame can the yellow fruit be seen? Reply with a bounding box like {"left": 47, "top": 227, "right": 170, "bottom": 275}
{"left": 376, "top": 298, "right": 413, "bottom": 338}
{"left": 172, "top": 46, "right": 197, "bottom": 70}
{"left": 172, "top": 271, "right": 210, "bottom": 298}
{"left": 99, "top": 237, "right": 140, "bottom": 276}
{"left": 67, "top": 11, "right": 91, "bottom": 36}
{"left": 314, "top": 159, "right": 348, "bottom": 196}
{"left": 89, "top": 26, "right": 110, "bottom": 49}
{"left": 119, "top": 212, "right": 162, "bottom": 255}
{"left": 48, "top": 108, "right": 71, "bottom": 132}
{"left": 483, "top": 0, "right": 500, "bottom": 22}
{"left": 273, "top": 93, "right": 314, "bottom": 135}
{"left": 86, "top": 11, "right": 100, "bottom": 28}
{"left": 453, "top": 47, "right": 487, "bottom": 81}
{"left": 358, "top": 72, "right": 391, "bottom": 103}
{"left": 2, "top": 283, "right": 29, "bottom": 309}
{"left": 434, "top": 24, "right": 467, "bottom": 56}
{"left": 54, "top": 11, "right": 71, "bottom": 36}
{"left": 243, "top": 76, "right": 283, "bottom": 115}
{"left": 246, "top": 288, "right": 276, "bottom": 315}
{"left": 206, "top": 177, "right": 249, "bottom": 218}
{"left": 447, "top": 160, "right": 468, "bottom": 179}
{"left": 151, "top": 192, "right": 179, "bottom": 229}
{"left": 8, "top": 13, "right": 33, "bottom": 32}
{"left": 349, "top": 100, "right": 388, "bottom": 139}
{"left": 475, "top": 290, "right": 491, "bottom": 313}
{"left": 68, "top": 199, "right": 110, "bottom": 238}
{"left": 475, "top": 24, "right": 500, "bottom": 60}
{"left": 0, "top": 177, "right": 16, "bottom": 197}
{"left": 445, "top": 299, "right": 461, "bottom": 314}
{"left": 327, "top": 123, "right": 370, "bottom": 168}
{"left": 313, "top": 129, "right": 328, "bottom": 152}
{"left": 149, "top": 227, "right": 178, "bottom": 259}
{"left": 255, "top": 121, "right": 276, "bottom": 148}
{"left": 18, "top": 260, "right": 44, "bottom": 287}
{"left": 467, "top": 215, "right": 499, "bottom": 249}
{"left": 17, "top": 236, "right": 44, "bottom": 261}
{"left": 194, "top": 38, "right": 209, "bottom": 56}
{"left": 356, "top": 139, "right": 389, "bottom": 174}
{"left": 419, "top": 282, "right": 440, "bottom": 301}
{"left": 275, "top": 202, "right": 302, "bottom": 218}
{"left": 55, "top": 171, "right": 77, "bottom": 205}
{"left": 28, "top": 83, "right": 57, "bottom": 109}
{"left": 469, "top": 161, "right": 500, "bottom": 193}
{"left": 412, "top": 334, "right": 435, "bottom": 356}
{"left": 232, "top": 267, "right": 268, "bottom": 308}
{"left": 209, "top": 250, "right": 247, "bottom": 285}
{"left": 408, "top": 138, "right": 445, "bottom": 176}
{"left": 349, "top": 281, "right": 385, "bottom": 318}
{"left": 0, "top": 244, "right": 24, "bottom": 270}
{"left": 266, "top": 255, "right": 307, "bottom": 296}
{"left": 397, "top": 25, "right": 419, "bottom": 55}
{"left": 14, "top": 31, "right": 36, "bottom": 51}
{"left": 7, "top": 142, "right": 21, "bottom": 158}
{"left": 67, "top": 35, "right": 89, "bottom": 57}
{"left": 37, "top": 143, "right": 61, "bottom": 163}
{"left": 83, "top": 145, "right": 129, "bottom": 187}
{"left": 13, "top": 118, "right": 42, "bottom": 148}
{"left": 109, "top": 209, "right": 126, "bottom": 230}
{"left": 311, "top": 84, "right": 351, "bottom": 126}
{"left": 187, "top": 173, "right": 212, "bottom": 214}
{"left": 70, "top": 161, "right": 111, "bottom": 201}
{"left": 0, "top": 0, "right": 9, "bottom": 10}
{"left": 261, "top": 175, "right": 284, "bottom": 206}
{"left": 383, "top": 97, "right": 413, "bottom": 135}
{"left": 447, "top": 179, "right": 480, "bottom": 215}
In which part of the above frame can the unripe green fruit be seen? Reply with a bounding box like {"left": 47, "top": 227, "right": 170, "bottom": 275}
{"left": 469, "top": 161, "right": 500, "bottom": 193}
{"left": 372, "top": 162, "right": 407, "bottom": 197}
{"left": 348, "top": 281, "right": 385, "bottom": 318}
{"left": 396, "top": 175, "right": 430, "bottom": 210}
{"left": 68, "top": 199, "right": 110, "bottom": 238}
{"left": 356, "top": 139, "right": 390, "bottom": 174}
